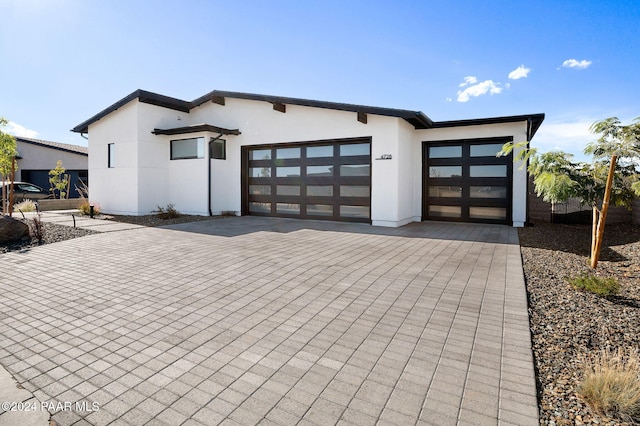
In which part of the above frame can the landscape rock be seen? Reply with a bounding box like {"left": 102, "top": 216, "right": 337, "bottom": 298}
{"left": 0, "top": 216, "right": 29, "bottom": 243}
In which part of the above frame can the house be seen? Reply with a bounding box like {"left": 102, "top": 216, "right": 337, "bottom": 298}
{"left": 72, "top": 89, "right": 544, "bottom": 227}
{"left": 14, "top": 137, "right": 88, "bottom": 198}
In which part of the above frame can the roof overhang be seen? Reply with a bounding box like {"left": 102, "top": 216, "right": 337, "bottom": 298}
{"left": 71, "top": 89, "right": 544, "bottom": 138}
{"left": 71, "top": 90, "right": 191, "bottom": 134}
{"left": 430, "top": 113, "right": 545, "bottom": 139}
{"left": 192, "top": 90, "right": 434, "bottom": 129}
{"left": 151, "top": 124, "right": 241, "bottom": 136}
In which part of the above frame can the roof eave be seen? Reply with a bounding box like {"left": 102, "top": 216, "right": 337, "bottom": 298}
{"left": 430, "top": 113, "right": 545, "bottom": 138}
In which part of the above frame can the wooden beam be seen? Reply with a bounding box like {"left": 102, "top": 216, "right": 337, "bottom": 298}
{"left": 357, "top": 112, "right": 367, "bottom": 124}
{"left": 272, "top": 102, "right": 286, "bottom": 113}
{"left": 211, "top": 96, "right": 225, "bottom": 106}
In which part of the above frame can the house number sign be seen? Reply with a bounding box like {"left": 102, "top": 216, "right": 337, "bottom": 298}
{"left": 375, "top": 154, "right": 392, "bottom": 160}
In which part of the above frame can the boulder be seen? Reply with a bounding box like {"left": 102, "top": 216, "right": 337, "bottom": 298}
{"left": 0, "top": 216, "right": 30, "bottom": 243}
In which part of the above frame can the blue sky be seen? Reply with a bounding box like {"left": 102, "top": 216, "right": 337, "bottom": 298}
{"left": 1, "top": 0, "right": 638, "bottom": 161}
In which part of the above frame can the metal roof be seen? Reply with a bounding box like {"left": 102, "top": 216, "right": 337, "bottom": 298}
{"left": 16, "top": 136, "right": 88, "bottom": 156}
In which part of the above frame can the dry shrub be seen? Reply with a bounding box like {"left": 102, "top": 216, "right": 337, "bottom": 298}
{"left": 14, "top": 199, "right": 37, "bottom": 212}
{"left": 78, "top": 200, "right": 100, "bottom": 216}
{"left": 579, "top": 347, "right": 640, "bottom": 423}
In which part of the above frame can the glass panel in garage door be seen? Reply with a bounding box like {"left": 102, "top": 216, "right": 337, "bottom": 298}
{"left": 307, "top": 185, "right": 333, "bottom": 196}
{"left": 249, "top": 202, "right": 271, "bottom": 213}
{"left": 340, "top": 205, "right": 369, "bottom": 218}
{"left": 307, "top": 145, "right": 333, "bottom": 158}
{"left": 470, "top": 186, "right": 507, "bottom": 198}
{"left": 340, "top": 143, "right": 369, "bottom": 156}
{"left": 250, "top": 149, "right": 271, "bottom": 160}
{"left": 470, "top": 165, "right": 507, "bottom": 178}
{"left": 429, "top": 166, "right": 462, "bottom": 178}
{"left": 307, "top": 204, "right": 333, "bottom": 216}
{"left": 340, "top": 164, "right": 370, "bottom": 176}
{"left": 470, "top": 143, "right": 505, "bottom": 157}
{"left": 469, "top": 207, "right": 507, "bottom": 220}
{"left": 429, "top": 205, "right": 461, "bottom": 218}
{"left": 429, "top": 145, "right": 461, "bottom": 158}
{"left": 307, "top": 165, "right": 333, "bottom": 176}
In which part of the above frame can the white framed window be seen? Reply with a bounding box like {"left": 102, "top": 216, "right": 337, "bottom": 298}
{"left": 170, "top": 137, "right": 204, "bottom": 160}
{"left": 108, "top": 143, "right": 115, "bottom": 168}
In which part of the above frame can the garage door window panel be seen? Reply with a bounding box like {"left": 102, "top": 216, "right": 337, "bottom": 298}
{"left": 340, "top": 143, "right": 370, "bottom": 156}
{"left": 276, "top": 148, "right": 301, "bottom": 159}
{"left": 307, "top": 145, "right": 334, "bottom": 158}
{"left": 470, "top": 143, "right": 506, "bottom": 157}
{"left": 307, "top": 204, "right": 333, "bottom": 216}
{"left": 276, "top": 167, "right": 300, "bottom": 177}
{"left": 307, "top": 165, "right": 334, "bottom": 177}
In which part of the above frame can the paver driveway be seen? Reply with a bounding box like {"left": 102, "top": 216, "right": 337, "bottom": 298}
{"left": 0, "top": 217, "right": 538, "bottom": 425}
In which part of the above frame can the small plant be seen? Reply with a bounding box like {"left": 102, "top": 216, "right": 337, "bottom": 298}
{"left": 14, "top": 199, "right": 36, "bottom": 212}
{"left": 75, "top": 181, "right": 100, "bottom": 216}
{"left": 29, "top": 212, "right": 45, "bottom": 243}
{"left": 49, "top": 160, "right": 70, "bottom": 199}
{"left": 78, "top": 200, "right": 100, "bottom": 216}
{"left": 153, "top": 204, "right": 181, "bottom": 219}
{"left": 579, "top": 348, "right": 640, "bottom": 423}
{"left": 569, "top": 274, "right": 620, "bottom": 297}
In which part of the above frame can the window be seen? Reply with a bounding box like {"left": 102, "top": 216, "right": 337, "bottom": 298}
{"left": 170, "top": 137, "right": 204, "bottom": 160}
{"left": 210, "top": 139, "right": 226, "bottom": 160}
{"left": 108, "top": 143, "right": 115, "bottom": 168}
{"left": 429, "top": 145, "right": 462, "bottom": 158}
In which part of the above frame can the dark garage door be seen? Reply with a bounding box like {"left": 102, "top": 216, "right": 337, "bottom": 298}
{"left": 423, "top": 138, "right": 513, "bottom": 225}
{"left": 242, "top": 138, "right": 371, "bottom": 223}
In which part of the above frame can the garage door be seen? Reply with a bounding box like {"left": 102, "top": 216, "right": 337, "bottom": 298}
{"left": 423, "top": 138, "right": 513, "bottom": 225}
{"left": 242, "top": 138, "right": 371, "bottom": 223}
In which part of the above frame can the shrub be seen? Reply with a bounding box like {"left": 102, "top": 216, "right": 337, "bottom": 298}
{"left": 78, "top": 200, "right": 100, "bottom": 216}
{"left": 153, "top": 204, "right": 180, "bottom": 219}
{"left": 579, "top": 348, "right": 640, "bottom": 423}
{"left": 29, "top": 213, "right": 45, "bottom": 243}
{"left": 14, "top": 199, "right": 36, "bottom": 212}
{"left": 569, "top": 274, "right": 620, "bottom": 297}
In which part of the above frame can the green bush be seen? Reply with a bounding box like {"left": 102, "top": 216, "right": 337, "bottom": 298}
{"left": 569, "top": 274, "right": 620, "bottom": 297}
{"left": 13, "top": 199, "right": 37, "bottom": 212}
{"left": 153, "top": 204, "right": 180, "bottom": 219}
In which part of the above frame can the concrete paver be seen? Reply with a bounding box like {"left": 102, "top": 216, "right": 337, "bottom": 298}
{"left": 0, "top": 216, "right": 538, "bottom": 425}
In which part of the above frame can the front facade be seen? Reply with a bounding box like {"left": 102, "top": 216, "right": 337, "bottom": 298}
{"left": 72, "top": 90, "right": 543, "bottom": 227}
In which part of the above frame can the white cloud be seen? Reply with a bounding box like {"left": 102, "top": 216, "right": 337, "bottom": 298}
{"left": 459, "top": 76, "right": 478, "bottom": 87}
{"left": 457, "top": 78, "right": 503, "bottom": 102}
{"left": 3, "top": 121, "right": 39, "bottom": 138}
{"left": 445, "top": 97, "right": 453, "bottom": 102}
{"left": 561, "top": 59, "right": 592, "bottom": 69}
{"left": 508, "top": 65, "right": 531, "bottom": 80}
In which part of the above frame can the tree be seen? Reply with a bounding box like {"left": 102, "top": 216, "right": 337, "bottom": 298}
{"left": 0, "top": 117, "right": 19, "bottom": 216}
{"left": 501, "top": 116, "right": 640, "bottom": 269}
{"left": 49, "top": 160, "right": 70, "bottom": 199}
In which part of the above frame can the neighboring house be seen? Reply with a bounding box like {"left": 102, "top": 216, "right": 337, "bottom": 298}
{"left": 14, "top": 137, "right": 89, "bottom": 198}
{"left": 72, "top": 89, "right": 544, "bottom": 227}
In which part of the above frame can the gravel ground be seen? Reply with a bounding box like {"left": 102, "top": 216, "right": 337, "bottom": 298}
{"left": 100, "top": 213, "right": 222, "bottom": 227}
{"left": 519, "top": 222, "right": 640, "bottom": 425}
{"left": 0, "top": 221, "right": 98, "bottom": 253}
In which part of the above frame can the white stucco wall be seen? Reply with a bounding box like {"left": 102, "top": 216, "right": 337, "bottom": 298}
{"left": 87, "top": 101, "right": 141, "bottom": 215}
